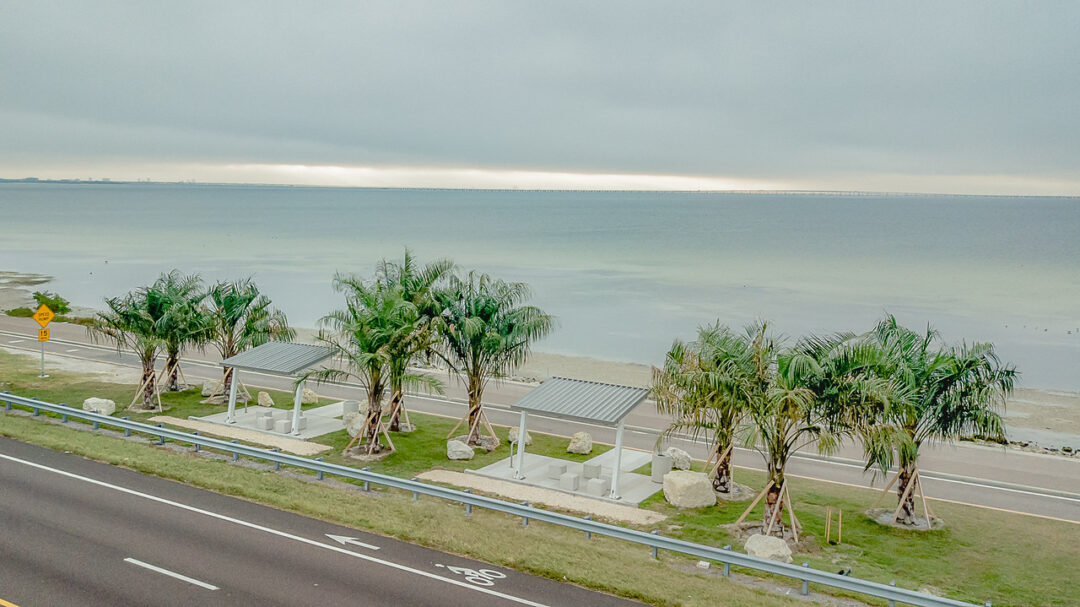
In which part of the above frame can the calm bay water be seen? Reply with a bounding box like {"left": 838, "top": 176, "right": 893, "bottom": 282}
{"left": 1, "top": 183, "right": 1078, "bottom": 389}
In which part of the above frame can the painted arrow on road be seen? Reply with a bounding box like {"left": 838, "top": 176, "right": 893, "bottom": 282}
{"left": 325, "top": 534, "right": 380, "bottom": 550}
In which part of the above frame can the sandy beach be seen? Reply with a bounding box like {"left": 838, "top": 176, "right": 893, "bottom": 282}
{"left": 5, "top": 272, "right": 1079, "bottom": 449}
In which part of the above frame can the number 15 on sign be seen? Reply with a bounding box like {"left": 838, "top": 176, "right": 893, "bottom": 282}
{"left": 37, "top": 329, "right": 50, "bottom": 377}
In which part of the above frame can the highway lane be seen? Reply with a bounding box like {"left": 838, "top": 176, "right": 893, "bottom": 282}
{"left": 0, "top": 437, "right": 639, "bottom": 607}
{"left": 2, "top": 316, "right": 1080, "bottom": 524}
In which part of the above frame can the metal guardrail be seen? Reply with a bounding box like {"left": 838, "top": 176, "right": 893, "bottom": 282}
{"left": 1, "top": 392, "right": 988, "bottom": 607}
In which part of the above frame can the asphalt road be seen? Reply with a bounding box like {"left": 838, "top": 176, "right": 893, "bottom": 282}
{"left": 0, "top": 437, "right": 639, "bottom": 607}
{"left": 3, "top": 316, "right": 1080, "bottom": 525}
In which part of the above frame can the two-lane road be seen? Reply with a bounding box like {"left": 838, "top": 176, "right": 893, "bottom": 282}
{"left": 0, "top": 438, "right": 638, "bottom": 606}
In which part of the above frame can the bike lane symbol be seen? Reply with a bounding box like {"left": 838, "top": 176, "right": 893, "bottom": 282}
{"left": 435, "top": 563, "right": 507, "bottom": 586}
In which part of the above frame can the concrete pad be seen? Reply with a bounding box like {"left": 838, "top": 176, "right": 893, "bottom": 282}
{"left": 472, "top": 453, "right": 660, "bottom": 506}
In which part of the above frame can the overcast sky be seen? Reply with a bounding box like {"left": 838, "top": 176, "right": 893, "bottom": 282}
{"left": 2, "top": 2, "right": 1078, "bottom": 194}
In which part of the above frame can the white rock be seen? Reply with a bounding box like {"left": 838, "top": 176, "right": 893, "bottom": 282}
{"left": 257, "top": 391, "right": 274, "bottom": 407}
{"left": 662, "top": 470, "right": 716, "bottom": 508}
{"left": 744, "top": 534, "right": 793, "bottom": 563}
{"left": 343, "top": 412, "right": 366, "bottom": 438}
{"left": 81, "top": 397, "right": 116, "bottom": 416}
{"left": 508, "top": 426, "right": 533, "bottom": 445}
{"left": 567, "top": 431, "right": 593, "bottom": 454}
{"left": 665, "top": 447, "right": 693, "bottom": 470}
{"left": 447, "top": 439, "right": 475, "bottom": 460}
{"left": 301, "top": 388, "right": 319, "bottom": 404}
{"left": 201, "top": 379, "right": 223, "bottom": 397}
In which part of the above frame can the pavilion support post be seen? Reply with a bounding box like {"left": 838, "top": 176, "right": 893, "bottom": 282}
{"left": 610, "top": 419, "right": 625, "bottom": 500}
{"left": 514, "top": 410, "right": 528, "bottom": 479}
{"left": 225, "top": 369, "right": 239, "bottom": 424}
{"left": 290, "top": 380, "right": 304, "bottom": 436}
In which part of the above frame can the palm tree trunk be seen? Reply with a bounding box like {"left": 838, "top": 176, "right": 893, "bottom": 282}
{"left": 895, "top": 463, "right": 919, "bottom": 525}
{"left": 712, "top": 441, "right": 732, "bottom": 493}
{"left": 466, "top": 375, "right": 483, "bottom": 445}
{"left": 387, "top": 389, "right": 403, "bottom": 431}
{"left": 762, "top": 480, "right": 785, "bottom": 534}
{"left": 165, "top": 352, "right": 182, "bottom": 391}
{"left": 139, "top": 361, "right": 157, "bottom": 410}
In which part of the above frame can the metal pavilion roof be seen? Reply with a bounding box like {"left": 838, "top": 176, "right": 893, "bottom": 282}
{"left": 509, "top": 376, "right": 650, "bottom": 426}
{"left": 219, "top": 341, "right": 334, "bottom": 376}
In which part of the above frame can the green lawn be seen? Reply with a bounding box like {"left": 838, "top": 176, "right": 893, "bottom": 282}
{"left": 3, "top": 348, "right": 1079, "bottom": 606}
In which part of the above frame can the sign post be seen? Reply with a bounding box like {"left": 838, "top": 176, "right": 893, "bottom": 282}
{"left": 33, "top": 304, "right": 54, "bottom": 378}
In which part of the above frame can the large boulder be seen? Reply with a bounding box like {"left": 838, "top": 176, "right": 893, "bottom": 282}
{"left": 257, "top": 391, "right": 274, "bottom": 407}
{"left": 744, "top": 534, "right": 793, "bottom": 563}
{"left": 81, "top": 397, "right": 116, "bottom": 416}
{"left": 201, "top": 380, "right": 223, "bottom": 397}
{"left": 567, "top": 431, "right": 593, "bottom": 454}
{"left": 343, "top": 412, "right": 366, "bottom": 438}
{"left": 662, "top": 470, "right": 716, "bottom": 508}
{"left": 665, "top": 447, "right": 693, "bottom": 470}
{"left": 447, "top": 439, "right": 475, "bottom": 461}
{"left": 508, "top": 426, "right": 533, "bottom": 445}
{"left": 301, "top": 388, "right": 319, "bottom": 404}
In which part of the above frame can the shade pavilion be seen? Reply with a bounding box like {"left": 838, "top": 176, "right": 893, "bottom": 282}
{"left": 221, "top": 341, "right": 334, "bottom": 436}
{"left": 510, "top": 376, "right": 649, "bottom": 499}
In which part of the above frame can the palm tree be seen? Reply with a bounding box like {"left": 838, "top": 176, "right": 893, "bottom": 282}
{"left": 205, "top": 279, "right": 294, "bottom": 399}
{"left": 651, "top": 323, "right": 752, "bottom": 494}
{"left": 859, "top": 315, "right": 1016, "bottom": 525}
{"left": 87, "top": 287, "right": 168, "bottom": 410}
{"left": 732, "top": 322, "right": 886, "bottom": 535}
{"left": 305, "top": 278, "right": 440, "bottom": 454}
{"left": 152, "top": 270, "right": 208, "bottom": 392}
{"left": 433, "top": 271, "right": 554, "bottom": 447}
{"left": 373, "top": 250, "right": 454, "bottom": 431}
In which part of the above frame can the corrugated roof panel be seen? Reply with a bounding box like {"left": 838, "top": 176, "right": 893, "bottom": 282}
{"left": 220, "top": 341, "right": 334, "bottom": 376}
{"left": 510, "top": 377, "right": 649, "bottom": 426}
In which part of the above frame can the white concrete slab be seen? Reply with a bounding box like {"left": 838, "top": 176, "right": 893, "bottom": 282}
{"left": 470, "top": 451, "right": 661, "bottom": 506}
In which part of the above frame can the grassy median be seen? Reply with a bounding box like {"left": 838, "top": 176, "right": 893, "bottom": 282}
{"left": 3, "top": 349, "right": 1079, "bottom": 605}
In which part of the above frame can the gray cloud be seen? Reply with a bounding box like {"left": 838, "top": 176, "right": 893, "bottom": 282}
{"left": 1, "top": 1, "right": 1078, "bottom": 187}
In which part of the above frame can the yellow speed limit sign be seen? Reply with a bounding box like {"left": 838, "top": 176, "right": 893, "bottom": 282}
{"left": 34, "top": 304, "right": 55, "bottom": 328}
{"left": 38, "top": 328, "right": 50, "bottom": 342}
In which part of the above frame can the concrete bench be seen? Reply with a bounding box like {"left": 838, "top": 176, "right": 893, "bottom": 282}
{"left": 296, "top": 416, "right": 308, "bottom": 431}
{"left": 548, "top": 462, "right": 568, "bottom": 480}
{"left": 256, "top": 416, "right": 275, "bottom": 430}
{"left": 273, "top": 419, "right": 292, "bottom": 434}
{"left": 582, "top": 462, "right": 602, "bottom": 479}
{"left": 585, "top": 477, "right": 610, "bottom": 497}
{"left": 272, "top": 410, "right": 288, "bottom": 421}
{"left": 559, "top": 472, "right": 580, "bottom": 491}
{"left": 651, "top": 454, "right": 673, "bottom": 483}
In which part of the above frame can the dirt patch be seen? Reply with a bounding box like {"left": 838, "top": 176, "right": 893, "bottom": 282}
{"left": 416, "top": 469, "right": 666, "bottom": 526}
{"left": 865, "top": 508, "right": 945, "bottom": 531}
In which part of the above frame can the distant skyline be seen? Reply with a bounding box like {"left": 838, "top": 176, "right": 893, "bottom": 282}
{"left": 2, "top": 2, "right": 1078, "bottom": 195}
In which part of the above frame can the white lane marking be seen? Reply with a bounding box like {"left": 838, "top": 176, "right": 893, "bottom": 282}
{"left": 124, "top": 558, "right": 219, "bottom": 590}
{"left": 0, "top": 453, "right": 552, "bottom": 607}
{"left": 8, "top": 340, "right": 24, "bottom": 344}
{"left": 436, "top": 564, "right": 507, "bottom": 587}
{"left": 325, "top": 534, "right": 379, "bottom": 550}
{"left": 66, "top": 349, "right": 79, "bottom": 353}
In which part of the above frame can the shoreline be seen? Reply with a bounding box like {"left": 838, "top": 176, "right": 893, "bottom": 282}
{"left": 5, "top": 271, "right": 1079, "bottom": 449}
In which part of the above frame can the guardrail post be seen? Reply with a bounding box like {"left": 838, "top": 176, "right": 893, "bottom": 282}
{"left": 123, "top": 417, "right": 130, "bottom": 436}
{"left": 60, "top": 404, "right": 68, "bottom": 423}
{"left": 801, "top": 562, "right": 809, "bottom": 595}
{"left": 273, "top": 448, "right": 281, "bottom": 470}
{"left": 3, "top": 393, "right": 10, "bottom": 410}
{"left": 33, "top": 407, "right": 39, "bottom": 416}
{"left": 231, "top": 439, "right": 240, "bottom": 460}
{"left": 722, "top": 545, "right": 731, "bottom": 577}
{"left": 651, "top": 530, "right": 659, "bottom": 559}
{"left": 193, "top": 431, "right": 200, "bottom": 452}
{"left": 411, "top": 477, "right": 419, "bottom": 501}
{"left": 362, "top": 467, "right": 370, "bottom": 491}
{"left": 464, "top": 489, "right": 472, "bottom": 516}
{"left": 584, "top": 515, "right": 592, "bottom": 539}
{"left": 92, "top": 418, "right": 99, "bottom": 430}
{"left": 156, "top": 423, "right": 165, "bottom": 444}
{"left": 888, "top": 581, "right": 896, "bottom": 607}
{"left": 316, "top": 457, "right": 324, "bottom": 480}
{"left": 521, "top": 501, "right": 529, "bottom": 527}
